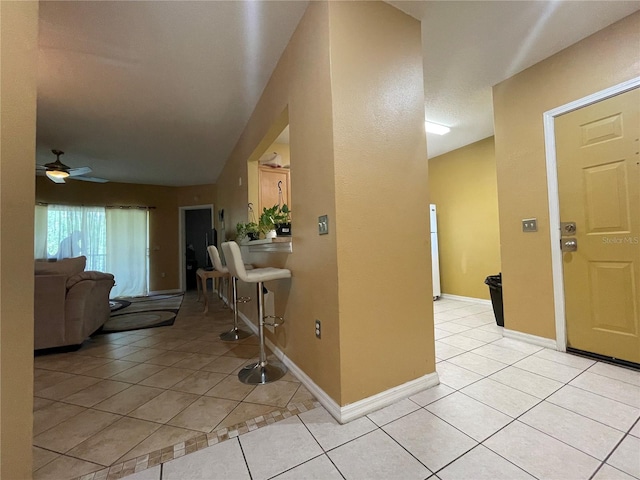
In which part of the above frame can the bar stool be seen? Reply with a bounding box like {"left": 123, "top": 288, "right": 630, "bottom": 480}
{"left": 207, "top": 245, "right": 252, "bottom": 341}
{"left": 221, "top": 241, "right": 291, "bottom": 384}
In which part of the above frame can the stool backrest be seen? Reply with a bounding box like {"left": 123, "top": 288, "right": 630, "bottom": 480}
{"left": 207, "top": 245, "right": 228, "bottom": 273}
{"left": 221, "top": 241, "right": 250, "bottom": 282}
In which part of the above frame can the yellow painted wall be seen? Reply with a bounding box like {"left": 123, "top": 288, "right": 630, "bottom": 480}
{"left": 217, "top": 1, "right": 342, "bottom": 402}
{"left": 0, "top": 1, "right": 38, "bottom": 477}
{"left": 328, "top": 1, "right": 433, "bottom": 403}
{"left": 429, "top": 137, "right": 501, "bottom": 300}
{"left": 36, "top": 178, "right": 216, "bottom": 291}
{"left": 493, "top": 11, "right": 640, "bottom": 339}
{"left": 248, "top": 162, "right": 258, "bottom": 220}
{"left": 216, "top": 1, "right": 433, "bottom": 406}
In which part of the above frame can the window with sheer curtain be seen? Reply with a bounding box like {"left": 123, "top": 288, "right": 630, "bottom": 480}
{"left": 35, "top": 204, "right": 149, "bottom": 297}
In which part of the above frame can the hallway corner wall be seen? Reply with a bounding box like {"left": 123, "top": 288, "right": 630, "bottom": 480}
{"left": 0, "top": 1, "right": 39, "bottom": 477}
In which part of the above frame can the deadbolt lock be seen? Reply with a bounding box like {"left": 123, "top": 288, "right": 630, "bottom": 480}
{"left": 560, "top": 222, "right": 577, "bottom": 235}
{"left": 561, "top": 237, "right": 578, "bottom": 252}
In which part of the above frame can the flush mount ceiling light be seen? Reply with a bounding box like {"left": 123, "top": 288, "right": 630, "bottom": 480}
{"left": 425, "top": 121, "right": 451, "bottom": 135}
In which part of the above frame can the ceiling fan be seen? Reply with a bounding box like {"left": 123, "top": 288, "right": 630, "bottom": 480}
{"left": 36, "top": 150, "right": 108, "bottom": 184}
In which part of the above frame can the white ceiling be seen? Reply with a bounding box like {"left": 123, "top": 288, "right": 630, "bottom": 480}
{"left": 36, "top": 1, "right": 640, "bottom": 186}
{"left": 390, "top": 0, "right": 640, "bottom": 158}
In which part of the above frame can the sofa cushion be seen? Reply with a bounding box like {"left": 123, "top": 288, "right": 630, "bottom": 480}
{"left": 35, "top": 256, "right": 86, "bottom": 277}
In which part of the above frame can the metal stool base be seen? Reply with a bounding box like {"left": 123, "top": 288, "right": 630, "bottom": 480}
{"left": 220, "top": 276, "right": 252, "bottom": 342}
{"left": 238, "top": 360, "right": 287, "bottom": 385}
{"left": 219, "top": 327, "right": 252, "bottom": 342}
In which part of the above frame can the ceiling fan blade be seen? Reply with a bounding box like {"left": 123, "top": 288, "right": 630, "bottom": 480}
{"left": 36, "top": 164, "right": 47, "bottom": 171}
{"left": 69, "top": 176, "right": 108, "bottom": 183}
{"left": 67, "top": 166, "right": 92, "bottom": 177}
{"left": 45, "top": 171, "right": 66, "bottom": 184}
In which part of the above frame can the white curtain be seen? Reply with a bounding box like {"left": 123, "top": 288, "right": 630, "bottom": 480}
{"left": 35, "top": 204, "right": 107, "bottom": 270}
{"left": 106, "top": 208, "right": 149, "bottom": 297}
{"left": 34, "top": 205, "right": 48, "bottom": 260}
{"left": 35, "top": 204, "right": 149, "bottom": 297}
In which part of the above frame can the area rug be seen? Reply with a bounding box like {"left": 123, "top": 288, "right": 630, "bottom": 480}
{"left": 101, "top": 293, "right": 184, "bottom": 333}
{"left": 109, "top": 299, "right": 131, "bottom": 312}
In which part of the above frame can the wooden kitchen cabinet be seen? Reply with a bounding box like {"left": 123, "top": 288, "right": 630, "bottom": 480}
{"left": 259, "top": 166, "right": 290, "bottom": 212}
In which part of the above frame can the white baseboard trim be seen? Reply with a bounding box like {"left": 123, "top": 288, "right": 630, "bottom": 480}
{"left": 238, "top": 310, "right": 258, "bottom": 336}
{"left": 148, "top": 289, "right": 183, "bottom": 296}
{"left": 503, "top": 328, "right": 557, "bottom": 350}
{"left": 237, "top": 311, "right": 440, "bottom": 424}
{"left": 334, "top": 372, "right": 440, "bottom": 424}
{"left": 220, "top": 293, "right": 230, "bottom": 307}
{"left": 440, "top": 293, "right": 491, "bottom": 306}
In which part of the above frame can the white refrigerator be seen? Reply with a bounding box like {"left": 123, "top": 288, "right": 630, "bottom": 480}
{"left": 430, "top": 204, "right": 441, "bottom": 299}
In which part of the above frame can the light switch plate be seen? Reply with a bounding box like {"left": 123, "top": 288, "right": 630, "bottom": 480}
{"left": 318, "top": 215, "right": 329, "bottom": 235}
{"left": 522, "top": 218, "right": 538, "bottom": 232}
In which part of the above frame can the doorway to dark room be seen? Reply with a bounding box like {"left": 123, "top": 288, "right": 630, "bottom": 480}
{"left": 183, "top": 207, "right": 214, "bottom": 290}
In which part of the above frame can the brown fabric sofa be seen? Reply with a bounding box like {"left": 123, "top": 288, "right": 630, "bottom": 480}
{"left": 34, "top": 256, "right": 115, "bottom": 350}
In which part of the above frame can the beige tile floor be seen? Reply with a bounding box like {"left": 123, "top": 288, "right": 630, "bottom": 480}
{"left": 105, "top": 297, "right": 639, "bottom": 480}
{"left": 32, "top": 291, "right": 315, "bottom": 480}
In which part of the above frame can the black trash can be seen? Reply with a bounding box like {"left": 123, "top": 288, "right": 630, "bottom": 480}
{"left": 485, "top": 273, "right": 504, "bottom": 327}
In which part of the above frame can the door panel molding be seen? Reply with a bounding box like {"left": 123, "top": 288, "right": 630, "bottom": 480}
{"left": 589, "top": 261, "right": 637, "bottom": 334}
{"left": 543, "top": 76, "right": 640, "bottom": 352}
{"left": 583, "top": 160, "right": 630, "bottom": 233}
{"left": 580, "top": 113, "right": 623, "bottom": 146}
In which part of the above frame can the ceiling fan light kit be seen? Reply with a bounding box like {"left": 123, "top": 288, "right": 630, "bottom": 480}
{"left": 36, "top": 149, "right": 108, "bottom": 184}
{"left": 47, "top": 170, "right": 69, "bottom": 179}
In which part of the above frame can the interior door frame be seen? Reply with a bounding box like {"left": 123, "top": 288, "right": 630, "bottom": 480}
{"left": 543, "top": 76, "right": 640, "bottom": 352}
{"left": 178, "top": 204, "right": 214, "bottom": 292}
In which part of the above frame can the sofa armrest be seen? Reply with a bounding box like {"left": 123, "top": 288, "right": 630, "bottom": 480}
{"left": 66, "top": 270, "right": 115, "bottom": 289}
{"left": 34, "top": 275, "right": 67, "bottom": 349}
{"left": 66, "top": 272, "right": 115, "bottom": 341}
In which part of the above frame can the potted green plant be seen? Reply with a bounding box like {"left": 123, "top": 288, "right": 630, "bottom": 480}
{"left": 275, "top": 204, "right": 291, "bottom": 236}
{"left": 259, "top": 206, "right": 278, "bottom": 238}
{"left": 236, "top": 222, "right": 247, "bottom": 240}
{"left": 236, "top": 221, "right": 260, "bottom": 241}
{"left": 259, "top": 204, "right": 291, "bottom": 238}
{"left": 246, "top": 222, "right": 260, "bottom": 240}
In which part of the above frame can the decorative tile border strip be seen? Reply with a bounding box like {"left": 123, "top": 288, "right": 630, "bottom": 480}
{"left": 73, "top": 399, "right": 321, "bottom": 480}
